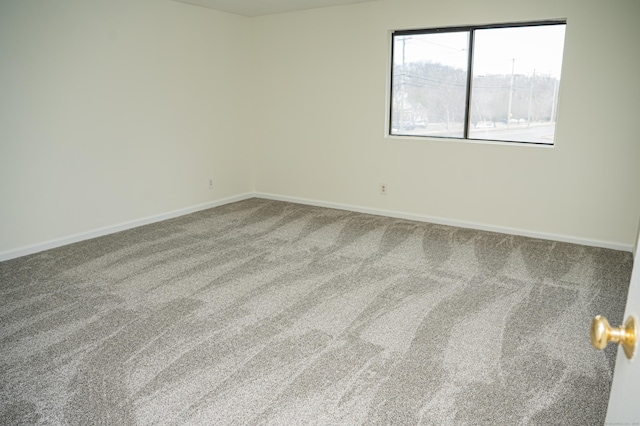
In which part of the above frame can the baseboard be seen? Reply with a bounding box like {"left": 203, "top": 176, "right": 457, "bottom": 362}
{"left": 0, "top": 193, "right": 254, "bottom": 262}
{"left": 254, "top": 192, "right": 634, "bottom": 253}
{"left": 2, "top": 191, "right": 632, "bottom": 263}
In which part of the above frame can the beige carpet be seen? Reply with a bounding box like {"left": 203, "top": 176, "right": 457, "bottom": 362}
{"left": 0, "top": 198, "right": 632, "bottom": 425}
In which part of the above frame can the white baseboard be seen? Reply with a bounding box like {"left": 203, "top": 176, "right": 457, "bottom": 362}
{"left": 1, "top": 191, "right": 632, "bottom": 263}
{"left": 254, "top": 192, "right": 634, "bottom": 253}
{"left": 0, "top": 193, "right": 254, "bottom": 262}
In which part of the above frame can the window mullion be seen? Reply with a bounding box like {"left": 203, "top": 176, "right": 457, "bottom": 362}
{"left": 463, "top": 29, "right": 474, "bottom": 140}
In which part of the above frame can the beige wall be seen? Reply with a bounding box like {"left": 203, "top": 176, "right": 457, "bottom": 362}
{"left": 0, "top": 0, "right": 253, "bottom": 254}
{"left": 2, "top": 0, "right": 639, "bottom": 257}
{"left": 252, "top": 0, "right": 640, "bottom": 248}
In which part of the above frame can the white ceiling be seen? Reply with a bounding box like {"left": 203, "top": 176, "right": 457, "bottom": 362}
{"left": 173, "top": 0, "right": 381, "bottom": 17}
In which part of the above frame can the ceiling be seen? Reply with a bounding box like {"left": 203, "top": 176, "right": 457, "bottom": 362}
{"left": 172, "top": 0, "right": 381, "bottom": 17}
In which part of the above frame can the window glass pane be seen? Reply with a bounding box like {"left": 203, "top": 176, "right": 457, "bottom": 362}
{"left": 391, "top": 32, "right": 469, "bottom": 138}
{"left": 468, "top": 24, "right": 566, "bottom": 144}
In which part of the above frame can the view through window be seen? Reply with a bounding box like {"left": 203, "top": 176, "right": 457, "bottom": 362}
{"left": 390, "top": 21, "right": 566, "bottom": 144}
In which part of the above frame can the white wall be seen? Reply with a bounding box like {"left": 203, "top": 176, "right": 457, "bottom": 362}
{"left": 2, "top": 0, "right": 639, "bottom": 258}
{"left": 251, "top": 0, "right": 640, "bottom": 248}
{"left": 0, "top": 0, "right": 252, "bottom": 255}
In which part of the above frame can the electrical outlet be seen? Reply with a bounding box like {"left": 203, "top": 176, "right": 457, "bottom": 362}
{"left": 208, "top": 178, "right": 214, "bottom": 190}
{"left": 379, "top": 183, "right": 387, "bottom": 195}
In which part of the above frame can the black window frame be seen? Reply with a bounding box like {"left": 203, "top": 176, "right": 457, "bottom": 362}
{"left": 389, "top": 20, "right": 567, "bottom": 145}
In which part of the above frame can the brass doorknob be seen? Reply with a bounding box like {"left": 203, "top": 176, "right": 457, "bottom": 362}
{"left": 590, "top": 315, "right": 637, "bottom": 360}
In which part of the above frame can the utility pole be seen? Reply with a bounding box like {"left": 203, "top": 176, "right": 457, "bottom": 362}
{"left": 398, "top": 36, "right": 411, "bottom": 133}
{"left": 507, "top": 58, "right": 515, "bottom": 129}
{"left": 550, "top": 78, "right": 558, "bottom": 123}
{"left": 527, "top": 69, "right": 535, "bottom": 127}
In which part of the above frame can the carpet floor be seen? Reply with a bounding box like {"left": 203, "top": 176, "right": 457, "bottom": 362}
{"left": 0, "top": 198, "right": 632, "bottom": 425}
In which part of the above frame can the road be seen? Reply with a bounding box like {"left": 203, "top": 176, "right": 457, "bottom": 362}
{"left": 399, "top": 123, "right": 556, "bottom": 144}
{"left": 469, "top": 123, "right": 556, "bottom": 144}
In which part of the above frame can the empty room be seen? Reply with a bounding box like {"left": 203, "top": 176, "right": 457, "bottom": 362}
{"left": 1, "top": 0, "right": 639, "bottom": 424}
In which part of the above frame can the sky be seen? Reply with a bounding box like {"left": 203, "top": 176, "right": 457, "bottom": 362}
{"left": 395, "top": 24, "right": 566, "bottom": 78}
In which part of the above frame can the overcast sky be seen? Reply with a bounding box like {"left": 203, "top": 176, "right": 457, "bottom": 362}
{"left": 395, "top": 24, "right": 566, "bottom": 78}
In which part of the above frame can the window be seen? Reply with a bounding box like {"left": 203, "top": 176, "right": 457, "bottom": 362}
{"left": 390, "top": 21, "right": 566, "bottom": 145}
